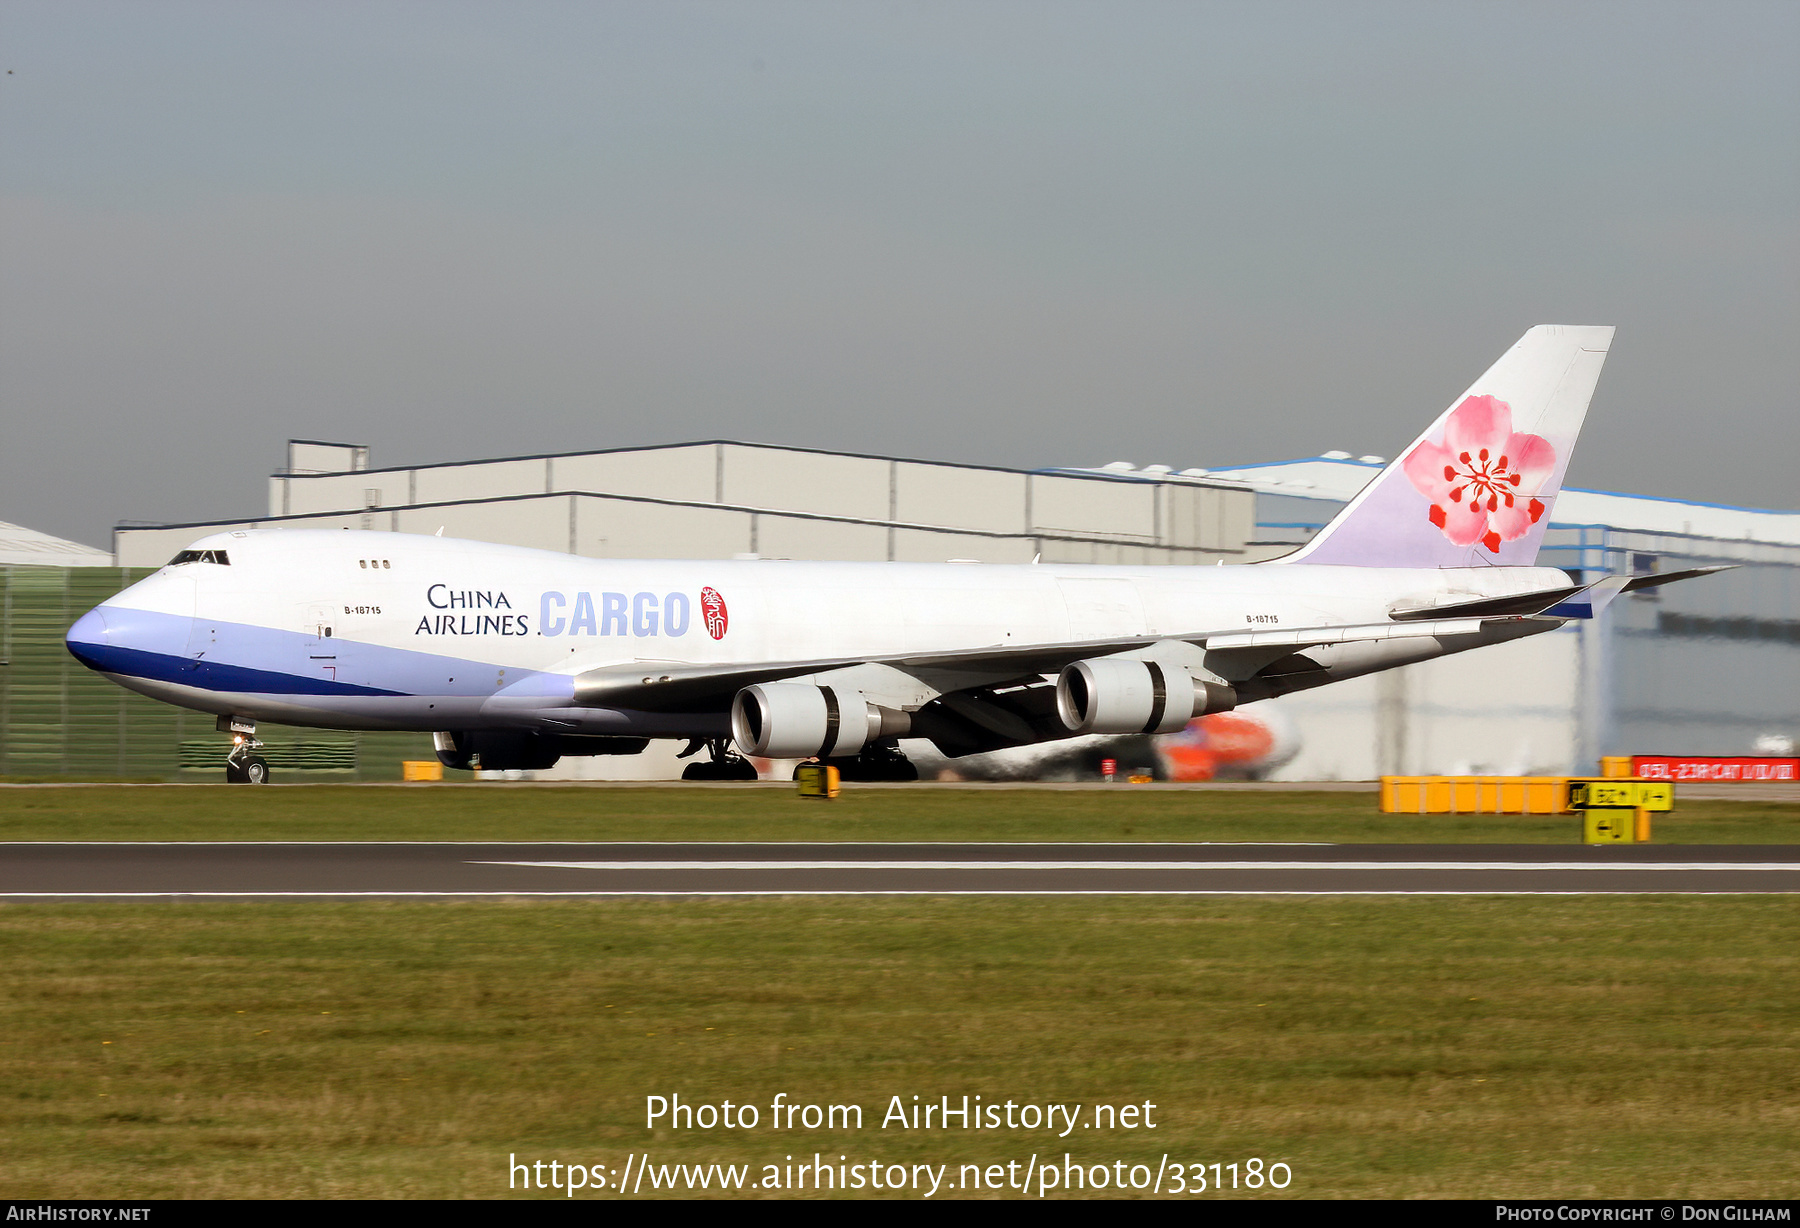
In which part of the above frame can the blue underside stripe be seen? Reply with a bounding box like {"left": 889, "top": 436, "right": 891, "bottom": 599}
{"left": 69, "top": 641, "right": 407, "bottom": 697}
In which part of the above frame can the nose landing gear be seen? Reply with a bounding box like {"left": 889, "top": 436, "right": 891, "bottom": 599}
{"left": 678, "top": 736, "right": 760, "bottom": 781}
{"left": 218, "top": 716, "right": 272, "bottom": 784}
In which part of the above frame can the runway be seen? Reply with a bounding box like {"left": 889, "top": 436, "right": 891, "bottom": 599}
{"left": 4, "top": 842, "right": 1800, "bottom": 896}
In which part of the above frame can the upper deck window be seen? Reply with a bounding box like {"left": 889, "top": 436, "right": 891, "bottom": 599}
{"left": 168, "top": 549, "right": 231, "bottom": 566}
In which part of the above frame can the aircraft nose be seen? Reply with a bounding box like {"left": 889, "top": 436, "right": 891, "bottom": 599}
{"left": 65, "top": 606, "right": 112, "bottom": 670}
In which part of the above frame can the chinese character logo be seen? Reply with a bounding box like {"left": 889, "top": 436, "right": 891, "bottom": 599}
{"left": 701, "top": 587, "right": 729, "bottom": 640}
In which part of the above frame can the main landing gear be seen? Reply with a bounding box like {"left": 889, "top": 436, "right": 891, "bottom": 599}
{"left": 218, "top": 716, "right": 271, "bottom": 785}
{"left": 799, "top": 742, "right": 920, "bottom": 783}
{"left": 678, "top": 737, "right": 760, "bottom": 781}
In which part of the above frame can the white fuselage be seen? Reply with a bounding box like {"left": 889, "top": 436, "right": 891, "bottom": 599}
{"left": 66, "top": 529, "right": 1569, "bottom": 745}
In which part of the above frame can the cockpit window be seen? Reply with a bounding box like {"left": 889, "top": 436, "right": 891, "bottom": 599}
{"left": 169, "top": 549, "right": 230, "bottom": 566}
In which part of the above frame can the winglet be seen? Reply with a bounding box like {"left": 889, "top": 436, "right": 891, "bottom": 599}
{"left": 1280, "top": 326, "right": 1615, "bottom": 567}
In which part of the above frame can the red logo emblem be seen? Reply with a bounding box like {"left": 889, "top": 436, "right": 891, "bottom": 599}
{"left": 701, "top": 587, "right": 728, "bottom": 640}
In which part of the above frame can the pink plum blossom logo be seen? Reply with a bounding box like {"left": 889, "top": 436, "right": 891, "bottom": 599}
{"left": 1401, "top": 395, "right": 1557, "bottom": 554}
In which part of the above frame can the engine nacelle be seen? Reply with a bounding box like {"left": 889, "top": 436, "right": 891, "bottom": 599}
{"left": 1056, "top": 657, "right": 1237, "bottom": 735}
{"left": 731, "top": 683, "right": 906, "bottom": 759}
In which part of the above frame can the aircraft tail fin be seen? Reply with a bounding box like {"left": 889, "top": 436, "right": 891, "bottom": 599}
{"left": 1282, "top": 325, "right": 1614, "bottom": 567}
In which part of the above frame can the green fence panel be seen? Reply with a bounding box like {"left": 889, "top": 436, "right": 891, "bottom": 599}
{"left": 1, "top": 566, "right": 432, "bottom": 780}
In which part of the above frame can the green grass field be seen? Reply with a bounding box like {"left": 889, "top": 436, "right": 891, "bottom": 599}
{"left": 0, "top": 781, "right": 1796, "bottom": 844}
{"left": 2, "top": 896, "right": 1795, "bottom": 1199}
{"left": 1, "top": 785, "right": 1795, "bottom": 1200}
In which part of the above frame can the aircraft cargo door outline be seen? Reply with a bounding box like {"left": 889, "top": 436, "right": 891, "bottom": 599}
{"left": 1057, "top": 578, "right": 1148, "bottom": 641}
{"left": 303, "top": 603, "right": 339, "bottom": 683}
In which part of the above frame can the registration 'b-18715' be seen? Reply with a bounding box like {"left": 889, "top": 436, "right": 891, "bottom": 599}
{"left": 65, "top": 326, "right": 1721, "bottom": 782}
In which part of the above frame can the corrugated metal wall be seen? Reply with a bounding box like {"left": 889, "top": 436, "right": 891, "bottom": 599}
{"left": 0, "top": 566, "right": 433, "bottom": 780}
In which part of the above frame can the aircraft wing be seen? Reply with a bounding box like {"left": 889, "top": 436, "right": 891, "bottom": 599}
{"left": 573, "top": 636, "right": 1173, "bottom": 711}
{"left": 572, "top": 564, "right": 1736, "bottom": 715}
{"left": 571, "top": 616, "right": 1505, "bottom": 712}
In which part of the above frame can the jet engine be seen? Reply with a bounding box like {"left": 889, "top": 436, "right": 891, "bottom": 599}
{"left": 1055, "top": 656, "right": 1237, "bottom": 736}
{"left": 730, "top": 683, "right": 909, "bottom": 759}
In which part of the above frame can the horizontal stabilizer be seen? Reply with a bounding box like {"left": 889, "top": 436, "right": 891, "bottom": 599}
{"left": 1389, "top": 565, "right": 1733, "bottom": 623}
{"left": 1543, "top": 565, "right": 1736, "bottom": 618}
{"left": 1619, "top": 565, "right": 1736, "bottom": 593}
{"left": 1542, "top": 574, "right": 1631, "bottom": 620}
{"left": 1389, "top": 586, "right": 1583, "bottom": 621}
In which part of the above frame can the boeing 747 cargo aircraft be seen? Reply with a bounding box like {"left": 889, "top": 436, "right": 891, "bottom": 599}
{"left": 65, "top": 326, "right": 1719, "bottom": 782}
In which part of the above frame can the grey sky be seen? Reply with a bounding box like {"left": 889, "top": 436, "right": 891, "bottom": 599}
{"left": 3, "top": 1, "right": 1795, "bottom": 548}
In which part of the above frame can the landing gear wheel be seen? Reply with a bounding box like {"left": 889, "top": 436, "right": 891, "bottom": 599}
{"left": 809, "top": 744, "right": 919, "bottom": 783}
{"left": 224, "top": 732, "right": 269, "bottom": 784}
{"left": 682, "top": 757, "right": 759, "bottom": 781}
{"left": 681, "top": 738, "right": 759, "bottom": 781}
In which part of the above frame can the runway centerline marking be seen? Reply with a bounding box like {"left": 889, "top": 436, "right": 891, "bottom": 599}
{"left": 475, "top": 859, "right": 1800, "bottom": 872}
{"left": 3, "top": 890, "right": 1795, "bottom": 898}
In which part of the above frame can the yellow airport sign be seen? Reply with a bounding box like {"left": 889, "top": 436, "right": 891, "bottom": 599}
{"left": 796, "top": 763, "right": 841, "bottom": 799}
{"left": 1567, "top": 779, "right": 1674, "bottom": 812}
{"left": 1379, "top": 776, "right": 1569, "bottom": 814}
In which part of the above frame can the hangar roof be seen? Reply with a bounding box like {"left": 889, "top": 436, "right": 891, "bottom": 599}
{"left": 0, "top": 520, "right": 114, "bottom": 567}
{"left": 1068, "top": 455, "right": 1800, "bottom": 546}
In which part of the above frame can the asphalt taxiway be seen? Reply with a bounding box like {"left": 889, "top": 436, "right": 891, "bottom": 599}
{"left": 4, "top": 842, "right": 1799, "bottom": 896}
